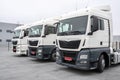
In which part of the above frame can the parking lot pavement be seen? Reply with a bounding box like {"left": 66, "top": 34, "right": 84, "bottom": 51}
{"left": 0, "top": 47, "right": 120, "bottom": 80}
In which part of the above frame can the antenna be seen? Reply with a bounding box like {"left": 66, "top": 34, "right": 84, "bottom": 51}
{"left": 75, "top": 0, "right": 78, "bottom": 11}
{"left": 86, "top": 0, "right": 89, "bottom": 8}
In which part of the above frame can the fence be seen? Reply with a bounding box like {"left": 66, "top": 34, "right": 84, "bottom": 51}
{"left": 112, "top": 41, "right": 120, "bottom": 50}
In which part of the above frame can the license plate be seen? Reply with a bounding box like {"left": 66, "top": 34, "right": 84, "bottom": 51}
{"left": 31, "top": 51, "right": 36, "bottom": 55}
{"left": 64, "top": 57, "right": 72, "bottom": 61}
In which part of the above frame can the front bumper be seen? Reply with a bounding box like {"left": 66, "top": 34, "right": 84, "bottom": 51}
{"left": 57, "top": 61, "right": 90, "bottom": 70}
{"left": 56, "top": 49, "right": 98, "bottom": 70}
{"left": 28, "top": 47, "right": 50, "bottom": 60}
{"left": 56, "top": 59, "right": 97, "bottom": 70}
{"left": 13, "top": 45, "right": 28, "bottom": 55}
{"left": 16, "top": 49, "right": 27, "bottom": 55}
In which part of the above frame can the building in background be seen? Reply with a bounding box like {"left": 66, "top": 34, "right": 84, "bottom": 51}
{"left": 0, "top": 22, "right": 21, "bottom": 47}
{"left": 113, "top": 35, "right": 120, "bottom": 41}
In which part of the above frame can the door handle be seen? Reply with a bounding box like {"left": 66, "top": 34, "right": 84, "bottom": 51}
{"left": 53, "top": 41, "right": 55, "bottom": 44}
{"left": 100, "top": 41, "right": 103, "bottom": 45}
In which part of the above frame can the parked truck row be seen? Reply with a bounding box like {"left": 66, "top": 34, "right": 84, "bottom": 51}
{"left": 12, "top": 5, "right": 120, "bottom": 72}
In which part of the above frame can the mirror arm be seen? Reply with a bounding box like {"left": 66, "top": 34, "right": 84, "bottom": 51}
{"left": 20, "top": 37, "right": 23, "bottom": 39}
{"left": 88, "top": 32, "right": 93, "bottom": 35}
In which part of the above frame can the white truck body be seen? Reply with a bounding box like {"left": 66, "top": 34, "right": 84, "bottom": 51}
{"left": 56, "top": 5, "right": 120, "bottom": 72}
{"left": 28, "top": 18, "right": 58, "bottom": 61}
{"left": 12, "top": 25, "right": 30, "bottom": 55}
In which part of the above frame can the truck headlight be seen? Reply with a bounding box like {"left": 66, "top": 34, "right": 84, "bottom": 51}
{"left": 37, "top": 49, "right": 42, "bottom": 56}
{"left": 56, "top": 51, "right": 60, "bottom": 59}
{"left": 38, "top": 49, "right": 42, "bottom": 53}
{"left": 56, "top": 52, "right": 60, "bottom": 57}
{"left": 80, "top": 55, "right": 88, "bottom": 59}
{"left": 17, "top": 46, "right": 20, "bottom": 49}
{"left": 80, "top": 61, "right": 87, "bottom": 64}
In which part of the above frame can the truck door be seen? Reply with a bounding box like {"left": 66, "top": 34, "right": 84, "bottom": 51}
{"left": 87, "top": 16, "right": 109, "bottom": 48}
{"left": 20, "top": 29, "right": 29, "bottom": 47}
{"left": 42, "top": 25, "right": 56, "bottom": 46}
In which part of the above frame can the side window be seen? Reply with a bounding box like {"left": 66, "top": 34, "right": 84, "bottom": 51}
{"left": 6, "top": 30, "right": 13, "bottom": 33}
{"left": 46, "top": 26, "right": 56, "bottom": 34}
{"left": 48, "top": 27, "right": 56, "bottom": 34}
{"left": 6, "top": 39, "right": 11, "bottom": 42}
{"left": 0, "top": 29, "right": 2, "bottom": 32}
{"left": 91, "top": 16, "right": 105, "bottom": 32}
{"left": 90, "top": 16, "right": 99, "bottom": 32}
{"left": 0, "top": 39, "right": 2, "bottom": 42}
{"left": 98, "top": 19, "right": 104, "bottom": 30}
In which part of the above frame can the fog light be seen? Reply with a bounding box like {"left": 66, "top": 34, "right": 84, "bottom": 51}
{"left": 38, "top": 49, "right": 42, "bottom": 53}
{"left": 56, "top": 52, "right": 60, "bottom": 59}
{"left": 38, "top": 53, "right": 42, "bottom": 56}
{"left": 80, "top": 61, "right": 87, "bottom": 64}
{"left": 80, "top": 55, "right": 88, "bottom": 59}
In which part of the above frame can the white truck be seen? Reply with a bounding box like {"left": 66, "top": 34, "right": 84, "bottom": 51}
{"left": 56, "top": 6, "right": 120, "bottom": 72}
{"left": 28, "top": 18, "right": 58, "bottom": 61}
{"left": 12, "top": 25, "right": 30, "bottom": 55}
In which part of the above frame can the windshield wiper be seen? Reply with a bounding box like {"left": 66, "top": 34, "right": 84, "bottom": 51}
{"left": 58, "top": 31, "right": 84, "bottom": 36}
{"left": 29, "top": 34, "right": 41, "bottom": 37}
{"left": 58, "top": 31, "right": 69, "bottom": 36}
{"left": 68, "top": 31, "right": 84, "bottom": 35}
{"left": 13, "top": 36, "right": 19, "bottom": 39}
{"left": 34, "top": 34, "right": 41, "bottom": 37}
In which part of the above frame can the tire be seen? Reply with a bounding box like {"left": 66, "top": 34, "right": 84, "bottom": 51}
{"left": 26, "top": 50, "right": 28, "bottom": 56}
{"left": 51, "top": 50, "right": 56, "bottom": 62}
{"left": 97, "top": 55, "right": 105, "bottom": 73}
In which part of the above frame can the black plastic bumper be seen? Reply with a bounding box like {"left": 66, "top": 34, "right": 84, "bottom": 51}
{"left": 28, "top": 47, "right": 51, "bottom": 60}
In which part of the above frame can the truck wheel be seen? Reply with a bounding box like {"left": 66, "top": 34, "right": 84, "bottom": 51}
{"left": 26, "top": 50, "right": 28, "bottom": 56}
{"left": 51, "top": 50, "right": 56, "bottom": 62}
{"left": 97, "top": 55, "right": 105, "bottom": 73}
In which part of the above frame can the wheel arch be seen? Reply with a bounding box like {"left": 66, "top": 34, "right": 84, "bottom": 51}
{"left": 50, "top": 47, "right": 56, "bottom": 55}
{"left": 100, "top": 52, "right": 110, "bottom": 67}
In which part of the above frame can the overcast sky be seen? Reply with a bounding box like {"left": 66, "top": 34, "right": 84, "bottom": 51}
{"left": 0, "top": 0, "right": 119, "bottom": 35}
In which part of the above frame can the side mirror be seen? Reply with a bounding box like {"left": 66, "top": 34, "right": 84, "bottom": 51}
{"left": 20, "top": 36, "right": 24, "bottom": 39}
{"left": 41, "top": 35, "right": 46, "bottom": 38}
{"left": 91, "top": 16, "right": 98, "bottom": 33}
{"left": 88, "top": 32, "right": 93, "bottom": 35}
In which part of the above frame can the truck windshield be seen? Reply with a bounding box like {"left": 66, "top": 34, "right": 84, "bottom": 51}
{"left": 57, "top": 15, "right": 88, "bottom": 36}
{"left": 28, "top": 25, "right": 43, "bottom": 37}
{"left": 13, "top": 30, "right": 21, "bottom": 39}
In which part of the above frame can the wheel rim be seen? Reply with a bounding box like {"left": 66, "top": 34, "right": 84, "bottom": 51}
{"left": 102, "top": 58, "right": 105, "bottom": 69}
{"left": 52, "top": 52, "right": 56, "bottom": 61}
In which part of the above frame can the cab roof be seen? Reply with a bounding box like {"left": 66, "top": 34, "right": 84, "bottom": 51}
{"left": 29, "top": 17, "right": 60, "bottom": 27}
{"left": 14, "top": 24, "right": 31, "bottom": 30}
{"left": 59, "top": 5, "right": 111, "bottom": 20}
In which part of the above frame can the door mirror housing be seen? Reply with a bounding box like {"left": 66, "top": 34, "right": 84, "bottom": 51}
{"left": 91, "top": 16, "right": 99, "bottom": 33}
{"left": 88, "top": 32, "right": 93, "bottom": 35}
{"left": 41, "top": 35, "right": 46, "bottom": 38}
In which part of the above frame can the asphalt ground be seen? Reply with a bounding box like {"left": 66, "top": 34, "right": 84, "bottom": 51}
{"left": 0, "top": 47, "right": 120, "bottom": 80}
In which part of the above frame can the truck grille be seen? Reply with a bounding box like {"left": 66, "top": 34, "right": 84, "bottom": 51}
{"left": 13, "top": 46, "right": 16, "bottom": 52}
{"left": 59, "top": 40, "right": 80, "bottom": 49}
{"left": 12, "top": 41, "right": 17, "bottom": 45}
{"left": 29, "top": 40, "right": 38, "bottom": 46}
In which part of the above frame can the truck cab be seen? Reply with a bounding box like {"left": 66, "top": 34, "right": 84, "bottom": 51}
{"left": 56, "top": 6, "right": 116, "bottom": 72}
{"left": 28, "top": 19, "right": 58, "bottom": 61}
{"left": 12, "top": 25, "right": 30, "bottom": 55}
